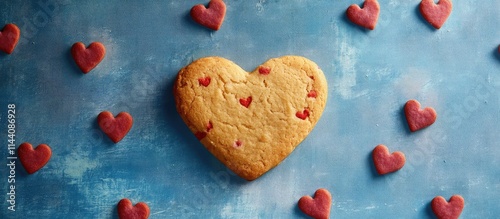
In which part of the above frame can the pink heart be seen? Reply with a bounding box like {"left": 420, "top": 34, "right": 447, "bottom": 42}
{"left": 372, "top": 145, "right": 405, "bottom": 175}
{"left": 346, "top": 0, "right": 380, "bottom": 30}
{"left": 298, "top": 188, "right": 332, "bottom": 219}
{"left": 18, "top": 143, "right": 52, "bottom": 174}
{"left": 419, "top": 0, "right": 453, "bottom": 29}
{"left": 431, "top": 195, "right": 464, "bottom": 219}
{"left": 404, "top": 99, "right": 437, "bottom": 132}
{"left": 97, "top": 111, "right": 133, "bottom": 143}
{"left": 190, "top": 0, "right": 226, "bottom": 31}
{"left": 0, "top": 24, "right": 20, "bottom": 54}
{"left": 117, "top": 198, "right": 150, "bottom": 219}
{"left": 71, "top": 42, "right": 106, "bottom": 73}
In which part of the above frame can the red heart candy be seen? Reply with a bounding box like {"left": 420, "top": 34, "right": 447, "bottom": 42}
{"left": 71, "top": 42, "right": 106, "bottom": 73}
{"left": 239, "top": 96, "right": 252, "bottom": 108}
{"left": 0, "top": 24, "right": 21, "bottom": 54}
{"left": 117, "top": 198, "right": 150, "bottom": 219}
{"left": 18, "top": 143, "right": 52, "bottom": 174}
{"left": 372, "top": 145, "right": 405, "bottom": 175}
{"left": 346, "top": 0, "right": 380, "bottom": 30}
{"left": 190, "top": 0, "right": 226, "bottom": 31}
{"left": 431, "top": 195, "right": 464, "bottom": 219}
{"left": 298, "top": 188, "right": 332, "bottom": 219}
{"left": 419, "top": 0, "right": 453, "bottom": 29}
{"left": 98, "top": 111, "right": 133, "bottom": 143}
{"left": 404, "top": 99, "right": 437, "bottom": 132}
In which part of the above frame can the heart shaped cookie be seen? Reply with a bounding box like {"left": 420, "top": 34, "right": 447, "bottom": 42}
{"left": 98, "top": 111, "right": 133, "bottom": 143}
{"left": 372, "top": 145, "right": 405, "bottom": 175}
{"left": 404, "top": 99, "right": 437, "bottom": 132}
{"left": 174, "top": 56, "right": 328, "bottom": 180}
{"left": 71, "top": 42, "right": 106, "bottom": 73}
{"left": 117, "top": 198, "right": 150, "bottom": 219}
{"left": 298, "top": 188, "right": 332, "bottom": 219}
{"left": 431, "top": 195, "right": 464, "bottom": 219}
{"left": 18, "top": 143, "right": 52, "bottom": 174}
{"left": 0, "top": 23, "right": 21, "bottom": 54}
{"left": 419, "top": 0, "right": 453, "bottom": 29}
{"left": 190, "top": 0, "right": 226, "bottom": 31}
{"left": 346, "top": 0, "right": 380, "bottom": 30}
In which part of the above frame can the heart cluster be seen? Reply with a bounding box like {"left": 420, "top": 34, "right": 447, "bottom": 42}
{"left": 346, "top": 0, "right": 453, "bottom": 30}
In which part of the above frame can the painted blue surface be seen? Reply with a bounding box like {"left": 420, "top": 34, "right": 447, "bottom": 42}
{"left": 1, "top": 0, "right": 499, "bottom": 218}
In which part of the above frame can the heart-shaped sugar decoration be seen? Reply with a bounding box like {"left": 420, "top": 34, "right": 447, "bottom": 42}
{"left": 117, "top": 198, "right": 150, "bottom": 219}
{"left": 419, "top": 0, "right": 453, "bottom": 29}
{"left": 431, "top": 195, "right": 464, "bottom": 219}
{"left": 174, "top": 56, "right": 328, "bottom": 180}
{"left": 0, "top": 24, "right": 21, "bottom": 54}
{"left": 298, "top": 188, "right": 332, "bottom": 219}
{"left": 18, "top": 143, "right": 52, "bottom": 174}
{"left": 346, "top": 0, "right": 380, "bottom": 30}
{"left": 404, "top": 99, "right": 437, "bottom": 132}
{"left": 98, "top": 111, "right": 133, "bottom": 143}
{"left": 190, "top": 0, "right": 226, "bottom": 31}
{"left": 372, "top": 144, "right": 405, "bottom": 175}
{"left": 71, "top": 42, "right": 106, "bottom": 73}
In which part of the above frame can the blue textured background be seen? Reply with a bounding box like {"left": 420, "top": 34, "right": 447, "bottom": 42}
{"left": 1, "top": 0, "right": 500, "bottom": 218}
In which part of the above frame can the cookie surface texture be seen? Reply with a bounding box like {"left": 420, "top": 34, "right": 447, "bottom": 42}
{"left": 174, "top": 56, "right": 328, "bottom": 180}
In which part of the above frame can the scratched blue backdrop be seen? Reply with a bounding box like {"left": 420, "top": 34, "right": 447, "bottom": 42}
{"left": 1, "top": 0, "right": 500, "bottom": 218}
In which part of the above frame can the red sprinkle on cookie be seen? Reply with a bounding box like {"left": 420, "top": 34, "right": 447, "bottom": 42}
{"left": 198, "top": 77, "right": 211, "bottom": 86}
{"left": 18, "top": 143, "right": 52, "bottom": 174}
{"left": 97, "top": 111, "right": 133, "bottom": 143}
{"left": 239, "top": 96, "right": 252, "bottom": 108}
{"left": 419, "top": 0, "right": 453, "bottom": 29}
{"left": 71, "top": 42, "right": 106, "bottom": 73}
{"left": 259, "top": 66, "right": 271, "bottom": 75}
{"left": 372, "top": 145, "right": 405, "bottom": 175}
{"left": 190, "top": 0, "right": 226, "bottom": 31}
{"left": 117, "top": 198, "right": 150, "bottom": 219}
{"left": 0, "top": 24, "right": 20, "bottom": 54}
{"left": 404, "top": 99, "right": 437, "bottom": 132}
{"left": 296, "top": 109, "right": 310, "bottom": 120}
{"left": 346, "top": 0, "right": 380, "bottom": 30}
{"left": 298, "top": 188, "right": 332, "bottom": 219}
{"left": 431, "top": 195, "right": 464, "bottom": 219}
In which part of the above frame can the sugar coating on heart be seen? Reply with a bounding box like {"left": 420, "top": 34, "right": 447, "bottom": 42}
{"left": 431, "top": 195, "right": 464, "bottom": 219}
{"left": 404, "top": 99, "right": 437, "bottom": 132}
{"left": 298, "top": 188, "right": 332, "bottom": 219}
{"left": 97, "top": 111, "right": 133, "bottom": 143}
{"left": 18, "top": 143, "right": 52, "bottom": 174}
{"left": 372, "top": 144, "right": 405, "bottom": 175}
{"left": 0, "top": 23, "right": 21, "bottom": 54}
{"left": 174, "top": 56, "right": 328, "bottom": 180}
{"left": 346, "top": 0, "right": 380, "bottom": 30}
{"left": 420, "top": 0, "right": 453, "bottom": 29}
{"left": 71, "top": 42, "right": 106, "bottom": 73}
{"left": 117, "top": 198, "right": 150, "bottom": 219}
{"left": 190, "top": 0, "right": 226, "bottom": 31}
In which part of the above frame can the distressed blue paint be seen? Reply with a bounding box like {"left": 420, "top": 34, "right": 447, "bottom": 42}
{"left": 1, "top": 0, "right": 499, "bottom": 218}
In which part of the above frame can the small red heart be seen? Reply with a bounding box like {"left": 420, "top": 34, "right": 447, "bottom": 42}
{"left": 71, "top": 42, "right": 106, "bottom": 73}
{"left": 296, "top": 109, "right": 310, "bottom": 120}
{"left": 117, "top": 198, "right": 150, "bottom": 219}
{"left": 298, "top": 188, "right": 332, "bottom": 219}
{"left": 18, "top": 143, "right": 52, "bottom": 174}
{"left": 431, "top": 195, "right": 464, "bottom": 219}
{"left": 0, "top": 24, "right": 20, "bottom": 54}
{"left": 372, "top": 145, "right": 405, "bottom": 175}
{"left": 97, "top": 111, "right": 133, "bottom": 143}
{"left": 404, "top": 99, "right": 437, "bottom": 132}
{"left": 239, "top": 96, "right": 252, "bottom": 108}
{"left": 419, "top": 0, "right": 453, "bottom": 29}
{"left": 346, "top": 0, "right": 380, "bottom": 30}
{"left": 198, "top": 77, "right": 211, "bottom": 87}
{"left": 190, "top": 0, "right": 226, "bottom": 31}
